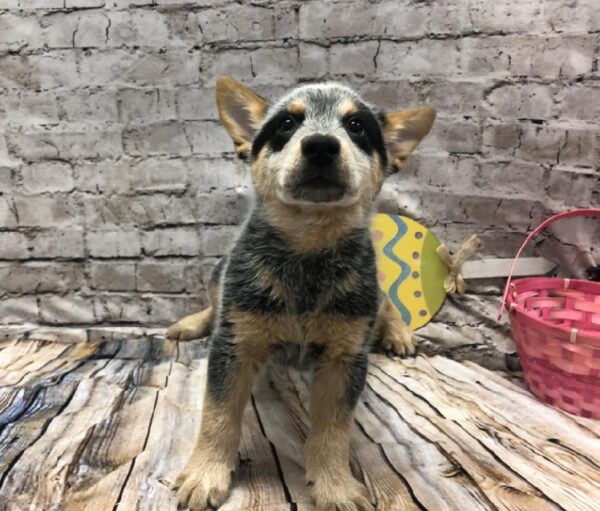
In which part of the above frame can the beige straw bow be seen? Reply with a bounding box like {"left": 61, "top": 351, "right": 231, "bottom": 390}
{"left": 436, "top": 234, "right": 481, "bottom": 295}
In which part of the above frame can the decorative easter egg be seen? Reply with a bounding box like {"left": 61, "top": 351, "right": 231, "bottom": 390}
{"left": 371, "top": 214, "right": 448, "bottom": 331}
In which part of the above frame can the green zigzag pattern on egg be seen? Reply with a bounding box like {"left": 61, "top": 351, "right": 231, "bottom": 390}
{"left": 371, "top": 214, "right": 449, "bottom": 331}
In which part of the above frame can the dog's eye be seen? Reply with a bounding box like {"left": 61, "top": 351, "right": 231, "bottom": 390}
{"left": 278, "top": 116, "right": 296, "bottom": 133}
{"left": 347, "top": 117, "right": 364, "bottom": 136}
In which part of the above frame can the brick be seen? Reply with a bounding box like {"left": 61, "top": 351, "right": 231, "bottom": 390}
{"left": 0, "top": 52, "right": 80, "bottom": 90}
{"left": 29, "top": 229, "right": 85, "bottom": 258}
{"left": 0, "top": 262, "right": 85, "bottom": 294}
{"left": 358, "top": 81, "right": 421, "bottom": 112}
{"left": 108, "top": 10, "right": 172, "bottom": 47}
{"left": 65, "top": 0, "right": 106, "bottom": 6}
{"left": 0, "top": 198, "right": 18, "bottom": 228}
{"left": 93, "top": 293, "right": 152, "bottom": 323}
{"left": 249, "top": 47, "right": 300, "bottom": 85}
{"left": 200, "top": 226, "right": 238, "bottom": 256}
{"left": 274, "top": 2, "right": 299, "bottom": 39}
{"left": 119, "top": 88, "right": 176, "bottom": 123}
{"left": 142, "top": 227, "right": 201, "bottom": 257}
{"left": 18, "top": 0, "right": 63, "bottom": 8}
{"left": 129, "top": 157, "right": 187, "bottom": 192}
{"left": 204, "top": 50, "right": 254, "bottom": 87}
{"left": 0, "top": 132, "right": 20, "bottom": 166}
{"left": 90, "top": 261, "right": 136, "bottom": 291}
{"left": 558, "top": 85, "right": 600, "bottom": 121}
{"left": 0, "top": 297, "right": 39, "bottom": 324}
{"left": 21, "top": 161, "right": 74, "bottom": 194}
{"left": 7, "top": 126, "right": 122, "bottom": 160}
{"left": 0, "top": 91, "right": 59, "bottom": 124}
{"left": 80, "top": 50, "right": 202, "bottom": 87}
{"left": 299, "top": 42, "right": 328, "bottom": 79}
{"left": 546, "top": 169, "right": 596, "bottom": 207}
{"left": 73, "top": 160, "right": 133, "bottom": 194}
{"left": 176, "top": 87, "right": 218, "bottom": 121}
{"left": 58, "top": 90, "right": 119, "bottom": 121}
{"left": 469, "top": 1, "right": 546, "bottom": 33}
{"left": 425, "top": 81, "right": 485, "bottom": 116}
{"left": 474, "top": 161, "right": 547, "bottom": 200}
{"left": 545, "top": 0, "right": 600, "bottom": 33}
{"left": 0, "top": 166, "right": 15, "bottom": 193}
{"left": 0, "top": 232, "right": 29, "bottom": 259}
{"left": 515, "top": 124, "right": 595, "bottom": 167}
{"left": 424, "top": 118, "right": 481, "bottom": 154}
{"left": 377, "top": 40, "right": 462, "bottom": 78}
{"left": 123, "top": 121, "right": 190, "bottom": 156}
{"left": 484, "top": 84, "right": 555, "bottom": 120}
{"left": 13, "top": 196, "right": 79, "bottom": 228}
{"left": 183, "top": 121, "right": 232, "bottom": 155}
{"left": 40, "top": 295, "right": 96, "bottom": 324}
{"left": 87, "top": 229, "right": 142, "bottom": 258}
{"left": 147, "top": 294, "right": 206, "bottom": 324}
{"left": 136, "top": 261, "right": 187, "bottom": 292}
{"left": 197, "top": 6, "right": 275, "bottom": 43}
{"left": 299, "top": 0, "right": 426, "bottom": 39}
{"left": 187, "top": 157, "right": 248, "bottom": 193}
{"left": 330, "top": 42, "right": 378, "bottom": 76}
{"left": 0, "top": 14, "right": 39, "bottom": 52}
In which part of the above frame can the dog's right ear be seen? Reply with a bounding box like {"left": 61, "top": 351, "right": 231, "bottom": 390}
{"left": 216, "top": 77, "right": 268, "bottom": 160}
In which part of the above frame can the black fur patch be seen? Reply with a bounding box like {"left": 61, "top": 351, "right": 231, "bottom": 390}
{"left": 220, "top": 204, "right": 378, "bottom": 317}
{"left": 252, "top": 109, "right": 305, "bottom": 157}
{"left": 207, "top": 331, "right": 237, "bottom": 402}
{"left": 343, "top": 102, "right": 388, "bottom": 169}
{"left": 344, "top": 350, "right": 369, "bottom": 409}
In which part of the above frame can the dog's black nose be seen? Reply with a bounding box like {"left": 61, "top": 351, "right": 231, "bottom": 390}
{"left": 302, "top": 134, "right": 340, "bottom": 165}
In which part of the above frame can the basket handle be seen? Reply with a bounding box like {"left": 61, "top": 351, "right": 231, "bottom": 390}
{"left": 499, "top": 208, "right": 600, "bottom": 318}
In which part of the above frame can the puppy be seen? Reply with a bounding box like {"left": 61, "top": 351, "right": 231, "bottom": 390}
{"left": 171, "top": 77, "right": 436, "bottom": 510}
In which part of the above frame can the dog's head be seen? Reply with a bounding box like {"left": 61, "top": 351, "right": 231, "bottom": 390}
{"left": 216, "top": 77, "right": 435, "bottom": 209}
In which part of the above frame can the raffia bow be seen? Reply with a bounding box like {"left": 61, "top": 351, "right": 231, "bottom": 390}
{"left": 436, "top": 234, "right": 480, "bottom": 295}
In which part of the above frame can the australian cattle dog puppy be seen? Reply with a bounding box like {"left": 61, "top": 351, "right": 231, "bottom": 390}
{"left": 169, "top": 77, "right": 436, "bottom": 510}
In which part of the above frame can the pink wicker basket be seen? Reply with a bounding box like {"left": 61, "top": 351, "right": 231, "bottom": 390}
{"left": 500, "top": 209, "right": 600, "bottom": 419}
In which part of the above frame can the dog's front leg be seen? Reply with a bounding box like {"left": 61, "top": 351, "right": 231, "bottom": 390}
{"left": 176, "top": 335, "right": 263, "bottom": 511}
{"left": 306, "top": 351, "right": 374, "bottom": 511}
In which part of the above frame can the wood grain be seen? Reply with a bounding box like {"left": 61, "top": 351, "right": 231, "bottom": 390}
{"left": 0, "top": 334, "right": 598, "bottom": 510}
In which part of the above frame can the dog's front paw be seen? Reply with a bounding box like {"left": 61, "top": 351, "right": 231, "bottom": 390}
{"left": 381, "top": 323, "right": 416, "bottom": 357}
{"left": 175, "top": 462, "right": 231, "bottom": 511}
{"left": 311, "top": 478, "right": 374, "bottom": 511}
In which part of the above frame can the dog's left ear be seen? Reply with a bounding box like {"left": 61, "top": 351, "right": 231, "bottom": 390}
{"left": 216, "top": 76, "right": 268, "bottom": 160}
{"left": 383, "top": 107, "right": 436, "bottom": 172}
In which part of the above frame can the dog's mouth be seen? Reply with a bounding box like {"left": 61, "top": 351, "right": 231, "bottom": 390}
{"left": 288, "top": 174, "right": 347, "bottom": 203}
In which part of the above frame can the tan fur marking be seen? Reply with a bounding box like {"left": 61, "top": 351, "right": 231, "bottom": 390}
{"left": 337, "top": 97, "right": 358, "bottom": 118}
{"left": 384, "top": 106, "right": 436, "bottom": 172}
{"left": 263, "top": 200, "right": 369, "bottom": 253}
{"left": 229, "top": 310, "right": 370, "bottom": 358}
{"left": 167, "top": 307, "right": 215, "bottom": 341}
{"left": 287, "top": 100, "right": 306, "bottom": 116}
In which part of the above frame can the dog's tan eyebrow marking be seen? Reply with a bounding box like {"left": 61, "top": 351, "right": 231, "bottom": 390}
{"left": 287, "top": 100, "right": 306, "bottom": 115}
{"left": 338, "top": 98, "right": 358, "bottom": 117}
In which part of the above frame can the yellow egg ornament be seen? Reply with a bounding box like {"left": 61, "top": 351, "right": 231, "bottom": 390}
{"left": 371, "top": 214, "right": 555, "bottom": 331}
{"left": 371, "top": 214, "right": 449, "bottom": 331}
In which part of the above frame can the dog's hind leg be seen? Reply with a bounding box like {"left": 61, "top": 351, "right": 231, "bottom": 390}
{"left": 167, "top": 306, "right": 215, "bottom": 340}
{"left": 167, "top": 259, "right": 224, "bottom": 341}
{"left": 373, "top": 296, "right": 416, "bottom": 357}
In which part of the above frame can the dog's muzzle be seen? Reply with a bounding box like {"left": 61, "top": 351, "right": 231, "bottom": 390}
{"left": 287, "top": 134, "right": 348, "bottom": 203}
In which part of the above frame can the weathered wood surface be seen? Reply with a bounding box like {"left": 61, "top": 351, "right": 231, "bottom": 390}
{"left": 0, "top": 334, "right": 598, "bottom": 511}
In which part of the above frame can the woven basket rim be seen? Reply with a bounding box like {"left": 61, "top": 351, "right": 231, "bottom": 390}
{"left": 507, "top": 277, "right": 600, "bottom": 348}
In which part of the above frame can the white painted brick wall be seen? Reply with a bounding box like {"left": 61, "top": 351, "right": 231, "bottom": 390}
{"left": 0, "top": 0, "right": 598, "bottom": 326}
